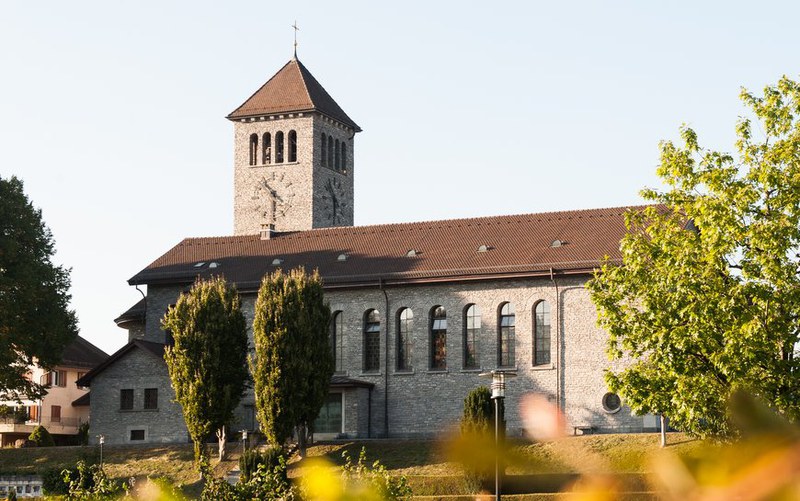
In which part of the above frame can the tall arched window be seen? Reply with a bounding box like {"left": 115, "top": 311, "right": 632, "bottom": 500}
{"left": 430, "top": 306, "right": 447, "bottom": 370}
{"left": 464, "top": 304, "right": 480, "bottom": 369}
{"left": 262, "top": 132, "right": 271, "bottom": 165}
{"left": 275, "top": 131, "right": 284, "bottom": 163}
{"left": 534, "top": 301, "right": 551, "bottom": 366}
{"left": 328, "top": 137, "right": 334, "bottom": 169}
{"left": 321, "top": 134, "right": 327, "bottom": 167}
{"left": 249, "top": 134, "right": 258, "bottom": 166}
{"left": 331, "top": 311, "right": 344, "bottom": 373}
{"left": 288, "top": 130, "right": 297, "bottom": 162}
{"left": 363, "top": 309, "right": 381, "bottom": 372}
{"left": 498, "top": 302, "right": 515, "bottom": 367}
{"left": 397, "top": 308, "right": 413, "bottom": 371}
{"left": 334, "top": 139, "right": 341, "bottom": 171}
{"left": 341, "top": 142, "right": 347, "bottom": 172}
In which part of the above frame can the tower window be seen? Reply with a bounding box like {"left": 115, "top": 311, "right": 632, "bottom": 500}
{"left": 331, "top": 311, "right": 344, "bottom": 373}
{"left": 275, "top": 131, "right": 284, "bottom": 163}
{"left": 321, "top": 133, "right": 327, "bottom": 167}
{"left": 249, "top": 134, "right": 259, "bottom": 166}
{"left": 262, "top": 132, "right": 271, "bottom": 164}
{"left": 363, "top": 309, "right": 381, "bottom": 372}
{"left": 534, "top": 300, "right": 551, "bottom": 366}
{"left": 397, "top": 308, "right": 413, "bottom": 371}
{"left": 430, "top": 306, "right": 447, "bottom": 370}
{"left": 464, "top": 304, "right": 480, "bottom": 369}
{"left": 328, "top": 136, "right": 334, "bottom": 170}
{"left": 335, "top": 139, "right": 341, "bottom": 171}
{"left": 498, "top": 302, "right": 515, "bottom": 367}
{"left": 341, "top": 142, "right": 347, "bottom": 172}
{"left": 288, "top": 130, "right": 297, "bottom": 162}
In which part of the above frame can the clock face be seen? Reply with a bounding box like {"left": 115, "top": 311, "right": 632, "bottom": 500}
{"left": 322, "top": 178, "right": 348, "bottom": 225}
{"left": 253, "top": 173, "right": 295, "bottom": 223}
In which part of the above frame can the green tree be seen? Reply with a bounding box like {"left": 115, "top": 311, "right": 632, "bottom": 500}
{"left": 0, "top": 175, "right": 78, "bottom": 402}
{"left": 162, "top": 276, "right": 248, "bottom": 474}
{"left": 587, "top": 76, "right": 800, "bottom": 438}
{"left": 461, "top": 386, "right": 493, "bottom": 435}
{"left": 251, "top": 267, "right": 333, "bottom": 457}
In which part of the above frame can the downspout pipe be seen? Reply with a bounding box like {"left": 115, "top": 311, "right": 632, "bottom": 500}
{"left": 549, "top": 268, "right": 561, "bottom": 412}
{"left": 380, "top": 278, "right": 390, "bottom": 438}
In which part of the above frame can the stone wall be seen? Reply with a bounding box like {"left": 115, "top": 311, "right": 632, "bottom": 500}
{"left": 232, "top": 113, "right": 356, "bottom": 234}
{"left": 116, "top": 274, "right": 641, "bottom": 444}
{"left": 88, "top": 347, "right": 187, "bottom": 445}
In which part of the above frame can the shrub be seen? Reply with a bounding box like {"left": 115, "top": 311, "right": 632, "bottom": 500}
{"left": 29, "top": 425, "right": 55, "bottom": 447}
{"left": 461, "top": 386, "right": 493, "bottom": 435}
{"left": 77, "top": 422, "right": 90, "bottom": 446}
{"left": 339, "top": 448, "right": 412, "bottom": 500}
{"left": 239, "top": 447, "right": 285, "bottom": 483}
{"left": 62, "top": 460, "right": 128, "bottom": 500}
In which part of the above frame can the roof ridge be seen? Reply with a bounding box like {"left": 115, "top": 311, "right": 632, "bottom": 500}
{"left": 173, "top": 204, "right": 651, "bottom": 246}
{"left": 226, "top": 60, "right": 294, "bottom": 119}
{"left": 294, "top": 59, "right": 315, "bottom": 112}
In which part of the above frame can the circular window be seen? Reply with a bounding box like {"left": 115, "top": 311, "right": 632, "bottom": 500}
{"left": 602, "top": 392, "right": 622, "bottom": 414}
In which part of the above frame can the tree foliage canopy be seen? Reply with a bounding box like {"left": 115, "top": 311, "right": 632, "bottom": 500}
{"left": 162, "top": 276, "right": 248, "bottom": 469}
{"left": 588, "top": 76, "right": 800, "bottom": 438}
{"left": 0, "top": 175, "right": 78, "bottom": 401}
{"left": 250, "top": 267, "right": 333, "bottom": 452}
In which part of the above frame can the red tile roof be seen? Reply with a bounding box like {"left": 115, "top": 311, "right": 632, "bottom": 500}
{"left": 227, "top": 58, "right": 361, "bottom": 131}
{"left": 129, "top": 206, "right": 647, "bottom": 290}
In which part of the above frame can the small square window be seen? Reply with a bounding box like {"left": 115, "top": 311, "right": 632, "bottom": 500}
{"left": 130, "top": 429, "right": 145, "bottom": 441}
{"left": 120, "top": 389, "right": 134, "bottom": 410}
{"left": 144, "top": 388, "right": 158, "bottom": 410}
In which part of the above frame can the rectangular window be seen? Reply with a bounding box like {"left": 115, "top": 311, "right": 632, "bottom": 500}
{"left": 313, "top": 393, "right": 343, "bottom": 434}
{"left": 49, "top": 370, "right": 67, "bottom": 387}
{"left": 130, "top": 429, "right": 145, "bottom": 441}
{"left": 120, "top": 389, "right": 134, "bottom": 410}
{"left": 364, "top": 332, "right": 380, "bottom": 372}
{"left": 144, "top": 388, "right": 158, "bottom": 410}
{"left": 51, "top": 405, "right": 61, "bottom": 423}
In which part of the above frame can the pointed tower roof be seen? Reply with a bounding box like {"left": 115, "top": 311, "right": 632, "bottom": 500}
{"left": 227, "top": 58, "right": 361, "bottom": 131}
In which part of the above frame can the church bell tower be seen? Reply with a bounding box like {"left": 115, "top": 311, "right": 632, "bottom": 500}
{"left": 227, "top": 57, "right": 361, "bottom": 235}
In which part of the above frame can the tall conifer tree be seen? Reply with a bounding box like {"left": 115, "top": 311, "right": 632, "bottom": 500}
{"left": 162, "top": 276, "right": 248, "bottom": 474}
{"left": 251, "top": 267, "right": 333, "bottom": 456}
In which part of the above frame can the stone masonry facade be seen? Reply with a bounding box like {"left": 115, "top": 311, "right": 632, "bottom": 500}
{"left": 233, "top": 113, "right": 355, "bottom": 235}
{"left": 109, "top": 273, "right": 644, "bottom": 443}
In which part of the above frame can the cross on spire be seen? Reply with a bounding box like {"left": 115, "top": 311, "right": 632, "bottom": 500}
{"left": 292, "top": 21, "right": 299, "bottom": 58}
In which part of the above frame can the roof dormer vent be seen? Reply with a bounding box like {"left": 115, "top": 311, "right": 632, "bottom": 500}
{"left": 208, "top": 262, "right": 220, "bottom": 269}
{"left": 271, "top": 258, "right": 284, "bottom": 266}
{"left": 550, "top": 239, "right": 565, "bottom": 248}
{"left": 477, "top": 244, "right": 491, "bottom": 253}
{"left": 406, "top": 249, "right": 419, "bottom": 258}
{"left": 337, "top": 253, "right": 348, "bottom": 262}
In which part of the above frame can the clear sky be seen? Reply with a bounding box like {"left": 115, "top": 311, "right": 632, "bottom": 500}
{"left": 1, "top": 1, "right": 797, "bottom": 355}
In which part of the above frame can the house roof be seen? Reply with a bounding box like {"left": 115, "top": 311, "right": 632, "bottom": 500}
{"left": 61, "top": 336, "right": 109, "bottom": 369}
{"left": 72, "top": 392, "right": 90, "bottom": 407}
{"left": 330, "top": 375, "right": 374, "bottom": 389}
{"left": 227, "top": 58, "right": 361, "bottom": 131}
{"left": 128, "top": 205, "right": 647, "bottom": 290}
{"left": 114, "top": 297, "right": 146, "bottom": 327}
{"left": 75, "top": 339, "right": 166, "bottom": 387}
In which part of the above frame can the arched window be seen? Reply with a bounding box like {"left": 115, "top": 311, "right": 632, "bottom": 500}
{"left": 430, "top": 306, "right": 447, "bottom": 370}
{"left": 397, "top": 308, "right": 413, "bottom": 371}
{"left": 275, "top": 131, "right": 284, "bottom": 163}
{"left": 262, "top": 133, "right": 271, "bottom": 165}
{"left": 498, "top": 302, "right": 515, "bottom": 367}
{"left": 341, "top": 142, "right": 347, "bottom": 172}
{"left": 463, "top": 304, "right": 480, "bottom": 369}
{"left": 534, "top": 301, "right": 551, "bottom": 366}
{"left": 328, "top": 136, "right": 334, "bottom": 170}
{"left": 363, "top": 309, "right": 381, "bottom": 372}
{"left": 249, "top": 134, "right": 258, "bottom": 166}
{"left": 330, "top": 311, "right": 344, "bottom": 373}
{"left": 321, "top": 134, "right": 327, "bottom": 167}
{"left": 335, "top": 139, "right": 341, "bottom": 171}
{"left": 288, "top": 130, "right": 297, "bottom": 162}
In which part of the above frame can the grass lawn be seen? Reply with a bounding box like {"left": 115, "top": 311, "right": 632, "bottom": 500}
{"left": 0, "top": 433, "right": 706, "bottom": 497}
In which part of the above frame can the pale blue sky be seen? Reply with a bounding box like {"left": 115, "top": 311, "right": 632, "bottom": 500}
{"left": 1, "top": 1, "right": 797, "bottom": 354}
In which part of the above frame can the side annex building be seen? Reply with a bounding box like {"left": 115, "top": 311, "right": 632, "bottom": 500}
{"left": 78, "top": 56, "right": 656, "bottom": 445}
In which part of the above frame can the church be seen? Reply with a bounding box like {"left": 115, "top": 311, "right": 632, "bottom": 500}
{"left": 77, "top": 55, "right": 655, "bottom": 445}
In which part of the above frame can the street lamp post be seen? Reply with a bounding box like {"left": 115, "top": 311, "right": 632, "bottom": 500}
{"left": 479, "top": 370, "right": 516, "bottom": 501}
{"left": 97, "top": 435, "right": 105, "bottom": 468}
{"left": 241, "top": 429, "right": 248, "bottom": 452}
